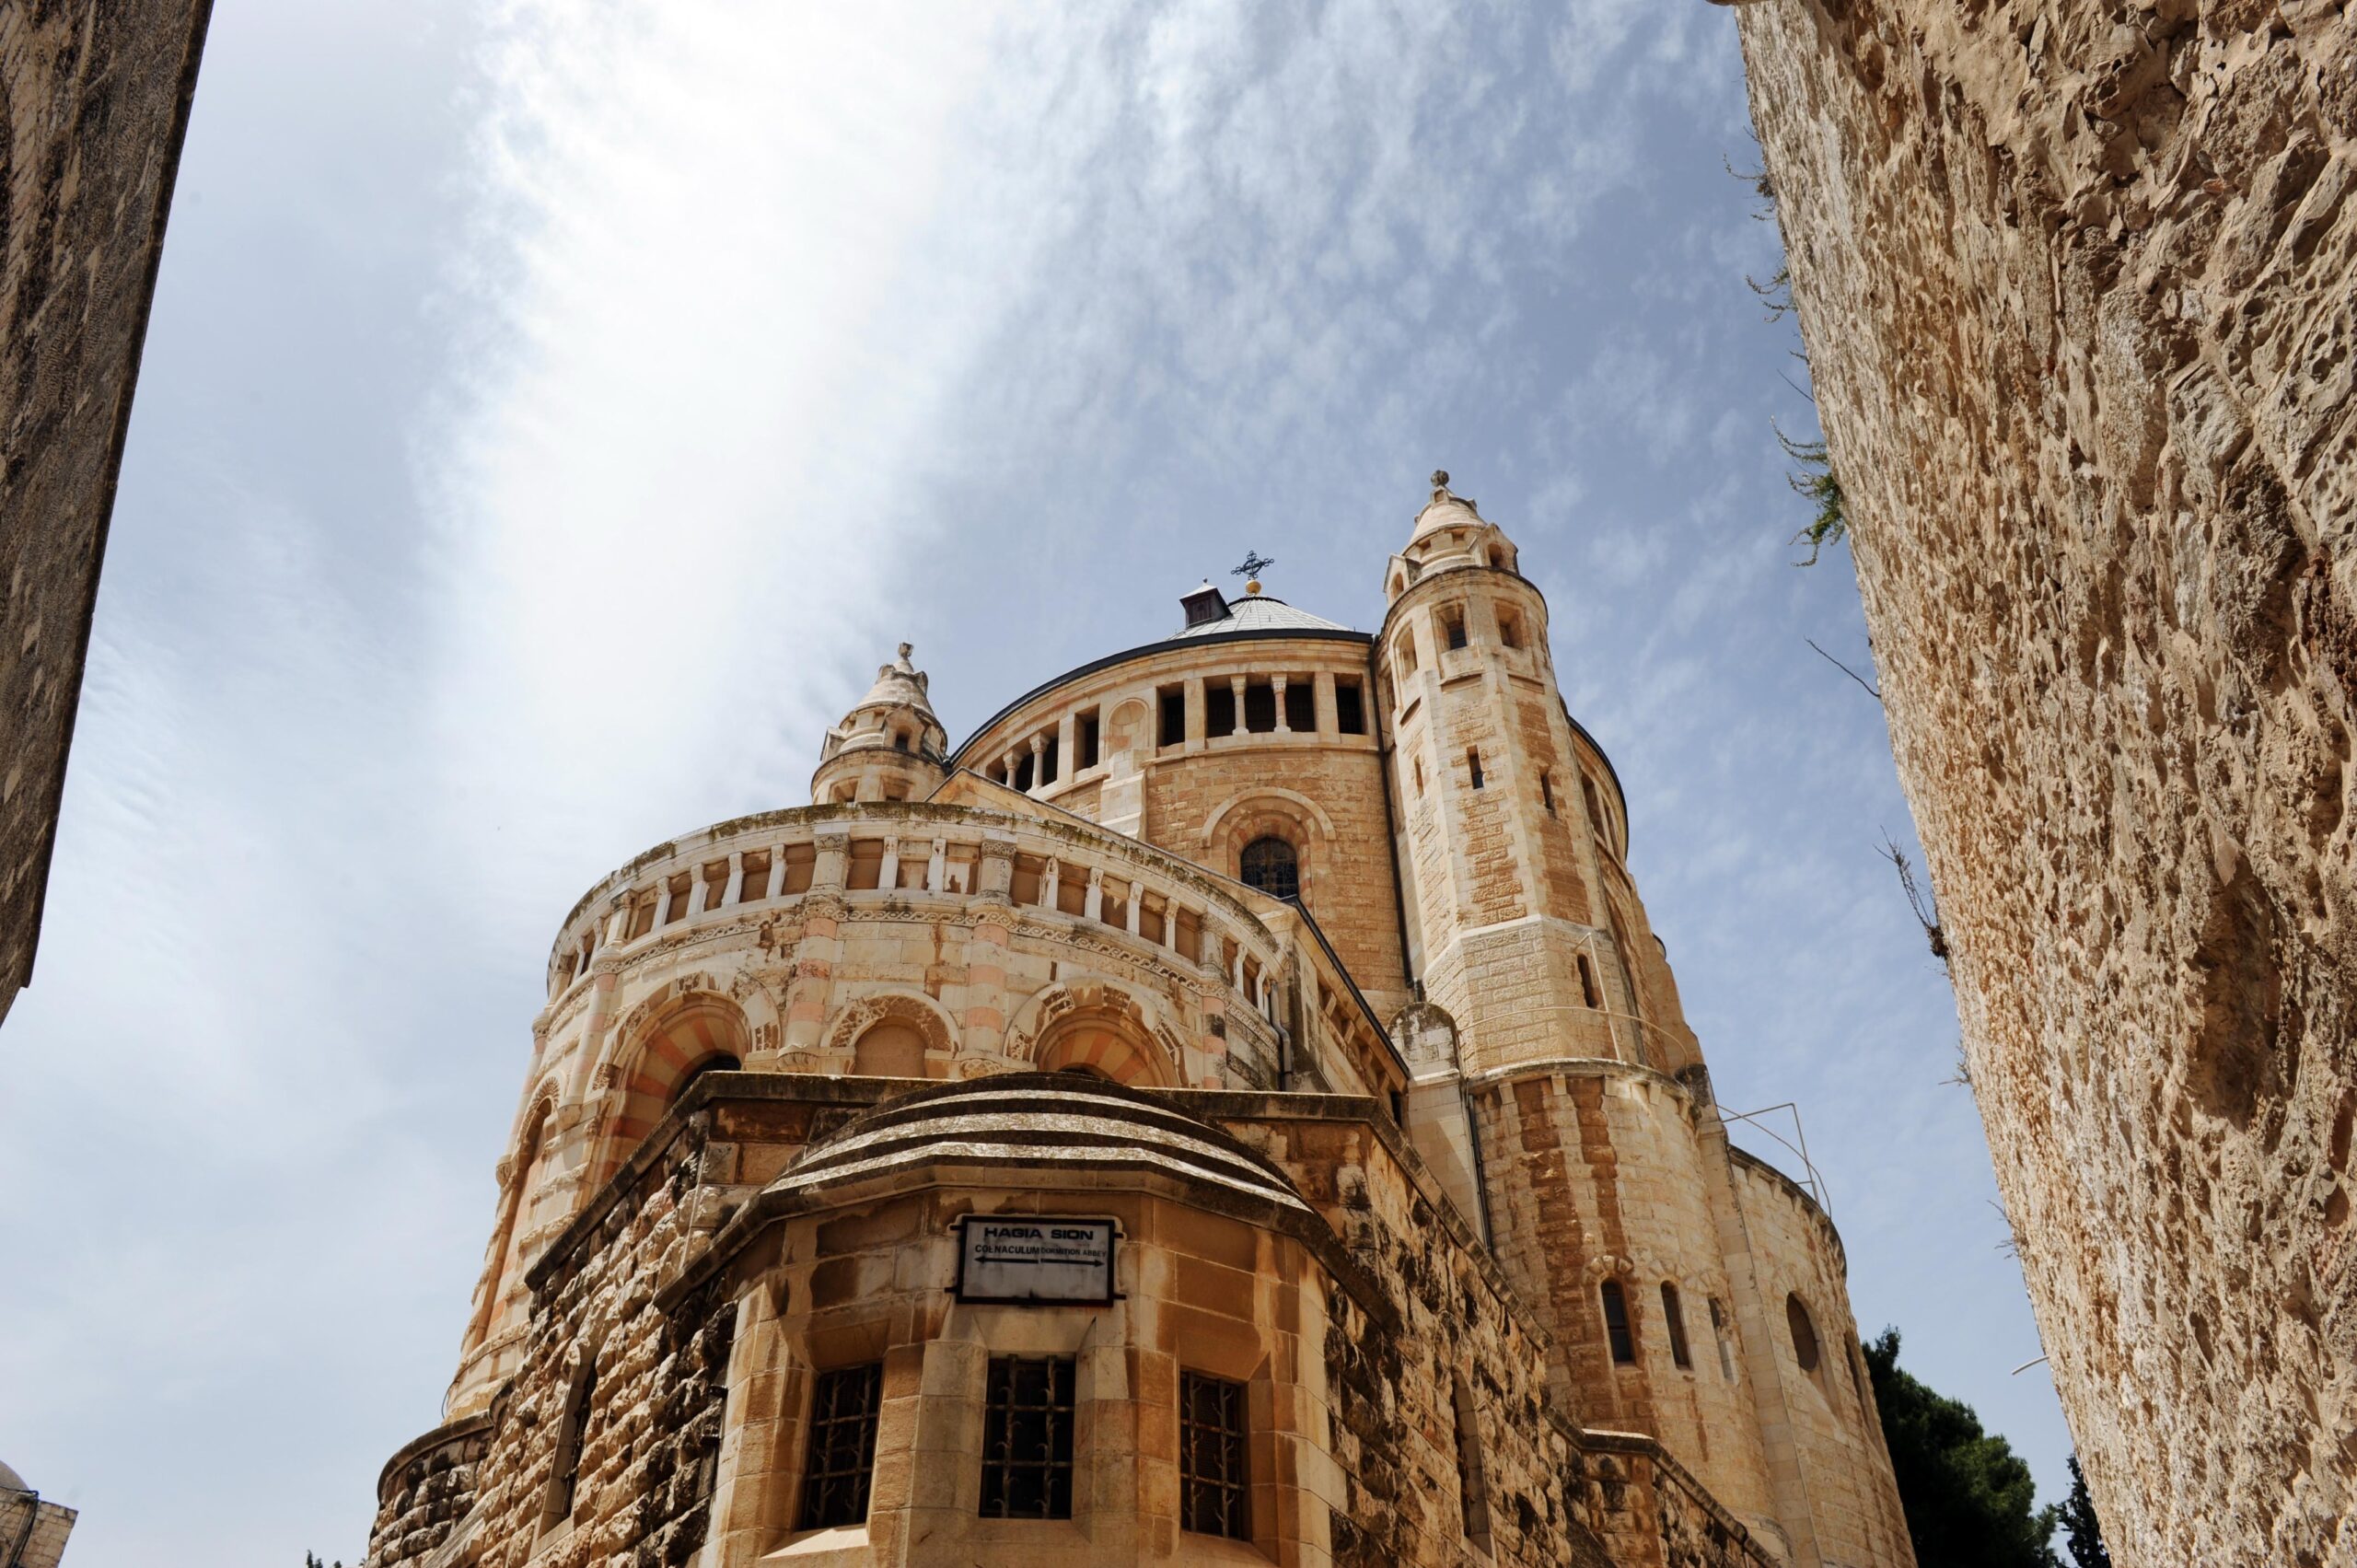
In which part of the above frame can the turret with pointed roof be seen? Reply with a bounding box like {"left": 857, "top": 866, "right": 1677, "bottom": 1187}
{"left": 811, "top": 642, "right": 948, "bottom": 804}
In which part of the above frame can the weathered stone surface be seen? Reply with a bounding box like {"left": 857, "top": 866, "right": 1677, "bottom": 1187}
{"left": 375, "top": 517, "right": 1910, "bottom": 1565}
{"left": 1734, "top": 0, "right": 2357, "bottom": 1560}
{"left": 0, "top": 0, "right": 211, "bottom": 1024}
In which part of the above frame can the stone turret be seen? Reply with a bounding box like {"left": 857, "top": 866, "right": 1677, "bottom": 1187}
{"left": 810, "top": 643, "right": 947, "bottom": 805}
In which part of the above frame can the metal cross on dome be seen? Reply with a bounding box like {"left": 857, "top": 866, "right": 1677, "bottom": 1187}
{"left": 1231, "top": 551, "right": 1274, "bottom": 581}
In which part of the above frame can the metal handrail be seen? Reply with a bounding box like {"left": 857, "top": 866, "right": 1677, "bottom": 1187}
{"left": 1717, "top": 1100, "right": 1829, "bottom": 1214}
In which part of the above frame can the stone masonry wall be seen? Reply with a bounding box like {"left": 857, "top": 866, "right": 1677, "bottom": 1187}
{"left": 0, "top": 0, "right": 210, "bottom": 1023}
{"left": 1734, "top": 0, "right": 2357, "bottom": 1560}
{"left": 377, "top": 1075, "right": 1791, "bottom": 1568}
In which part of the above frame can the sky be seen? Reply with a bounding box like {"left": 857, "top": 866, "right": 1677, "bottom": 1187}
{"left": 0, "top": 2, "right": 2073, "bottom": 1561}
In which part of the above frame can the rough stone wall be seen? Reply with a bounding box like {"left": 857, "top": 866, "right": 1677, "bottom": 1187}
{"left": 387, "top": 1111, "right": 741, "bottom": 1568}
{"left": 1733, "top": 0, "right": 2357, "bottom": 1560}
{"left": 366, "top": 1416, "right": 489, "bottom": 1568}
{"left": 0, "top": 0, "right": 210, "bottom": 1024}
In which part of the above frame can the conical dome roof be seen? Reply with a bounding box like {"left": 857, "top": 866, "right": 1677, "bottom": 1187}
{"left": 1409, "top": 469, "right": 1487, "bottom": 541}
{"left": 853, "top": 643, "right": 935, "bottom": 717}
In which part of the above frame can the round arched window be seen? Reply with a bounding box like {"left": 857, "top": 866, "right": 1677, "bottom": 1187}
{"left": 1239, "top": 836, "right": 1300, "bottom": 901}
{"left": 1786, "top": 1294, "right": 1822, "bottom": 1374}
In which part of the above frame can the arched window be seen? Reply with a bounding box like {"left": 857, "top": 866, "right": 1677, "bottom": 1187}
{"left": 671, "top": 1052, "right": 740, "bottom": 1107}
{"left": 1238, "top": 836, "right": 1299, "bottom": 901}
{"left": 1601, "top": 1280, "right": 1637, "bottom": 1365}
{"left": 1786, "top": 1294, "right": 1821, "bottom": 1374}
{"left": 1661, "top": 1283, "right": 1692, "bottom": 1369}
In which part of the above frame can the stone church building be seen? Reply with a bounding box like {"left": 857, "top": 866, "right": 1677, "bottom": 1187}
{"left": 366, "top": 479, "right": 1914, "bottom": 1568}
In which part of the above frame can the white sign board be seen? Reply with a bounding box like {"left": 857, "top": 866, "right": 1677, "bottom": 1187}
{"left": 957, "top": 1216, "right": 1118, "bottom": 1304}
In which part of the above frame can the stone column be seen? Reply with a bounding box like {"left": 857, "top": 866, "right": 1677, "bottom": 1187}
{"left": 766, "top": 846, "right": 786, "bottom": 900}
{"left": 722, "top": 851, "right": 745, "bottom": 908}
{"left": 1228, "top": 675, "right": 1247, "bottom": 736}
{"left": 961, "top": 838, "right": 1018, "bottom": 1055}
{"left": 1271, "top": 675, "right": 1291, "bottom": 732}
{"left": 1056, "top": 710, "right": 1076, "bottom": 783}
{"left": 1028, "top": 732, "right": 1047, "bottom": 793}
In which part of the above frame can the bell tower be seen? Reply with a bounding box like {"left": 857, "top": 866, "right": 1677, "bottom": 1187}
{"left": 1378, "top": 472, "right": 1681, "bottom": 1080}
{"left": 811, "top": 643, "right": 947, "bottom": 805}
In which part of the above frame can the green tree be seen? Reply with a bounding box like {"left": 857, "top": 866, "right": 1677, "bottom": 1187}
{"left": 1864, "top": 1329, "right": 2059, "bottom": 1568}
{"left": 2057, "top": 1455, "right": 2111, "bottom": 1567}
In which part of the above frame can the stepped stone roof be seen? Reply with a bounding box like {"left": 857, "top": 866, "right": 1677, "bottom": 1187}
{"left": 768, "top": 1074, "right": 1307, "bottom": 1212}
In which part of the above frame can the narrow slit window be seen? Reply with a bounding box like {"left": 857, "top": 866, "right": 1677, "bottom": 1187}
{"left": 1662, "top": 1283, "right": 1693, "bottom": 1369}
{"left": 1577, "top": 955, "right": 1601, "bottom": 1009}
{"left": 799, "top": 1363, "right": 883, "bottom": 1530}
{"left": 1467, "top": 749, "right": 1484, "bottom": 790}
{"left": 1012, "top": 751, "right": 1035, "bottom": 792}
{"left": 1411, "top": 756, "right": 1425, "bottom": 797}
{"left": 1583, "top": 776, "right": 1607, "bottom": 840}
{"left": 1786, "top": 1295, "right": 1821, "bottom": 1375}
{"left": 1334, "top": 679, "right": 1365, "bottom": 735}
{"left": 1159, "top": 686, "right": 1187, "bottom": 748}
{"left": 1444, "top": 610, "right": 1468, "bottom": 650}
{"left": 1601, "top": 1281, "right": 1637, "bottom": 1365}
{"left": 1451, "top": 1373, "right": 1492, "bottom": 1551}
{"left": 1497, "top": 609, "right": 1522, "bottom": 649}
{"left": 546, "top": 1347, "right": 600, "bottom": 1523}
{"left": 1539, "top": 770, "right": 1556, "bottom": 816}
{"left": 979, "top": 1355, "right": 1075, "bottom": 1519}
{"left": 1179, "top": 1372, "right": 1250, "bottom": 1539}
{"left": 1077, "top": 711, "right": 1101, "bottom": 771}
{"left": 1040, "top": 735, "right": 1060, "bottom": 784}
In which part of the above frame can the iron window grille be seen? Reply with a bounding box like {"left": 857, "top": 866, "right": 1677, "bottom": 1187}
{"left": 799, "top": 1363, "right": 883, "bottom": 1530}
{"left": 1239, "top": 837, "right": 1299, "bottom": 901}
{"left": 978, "top": 1355, "right": 1076, "bottom": 1518}
{"left": 1179, "top": 1372, "right": 1250, "bottom": 1539}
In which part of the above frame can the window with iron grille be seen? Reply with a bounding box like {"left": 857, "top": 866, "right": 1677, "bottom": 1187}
{"left": 1238, "top": 837, "right": 1299, "bottom": 901}
{"left": 979, "top": 1355, "right": 1075, "bottom": 1518}
{"left": 1179, "top": 1372, "right": 1250, "bottom": 1539}
{"left": 799, "top": 1363, "right": 883, "bottom": 1530}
